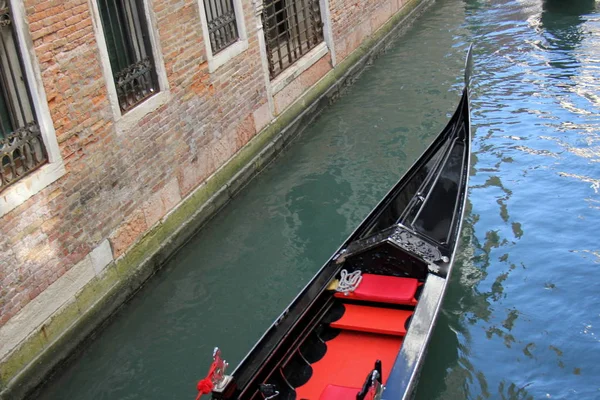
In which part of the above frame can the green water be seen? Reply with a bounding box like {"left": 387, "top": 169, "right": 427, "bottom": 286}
{"left": 38, "top": 0, "right": 600, "bottom": 399}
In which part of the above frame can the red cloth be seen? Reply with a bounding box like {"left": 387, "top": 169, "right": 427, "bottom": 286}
{"left": 295, "top": 331, "right": 401, "bottom": 399}
{"left": 196, "top": 357, "right": 218, "bottom": 399}
{"left": 318, "top": 384, "right": 360, "bottom": 400}
{"left": 335, "top": 274, "right": 419, "bottom": 305}
{"left": 197, "top": 377, "right": 214, "bottom": 394}
{"left": 330, "top": 304, "right": 412, "bottom": 336}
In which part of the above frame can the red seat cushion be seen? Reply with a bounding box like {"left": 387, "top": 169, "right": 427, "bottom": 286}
{"left": 334, "top": 274, "right": 419, "bottom": 305}
{"left": 330, "top": 304, "right": 412, "bottom": 336}
{"left": 295, "top": 331, "right": 401, "bottom": 400}
{"left": 318, "top": 384, "right": 360, "bottom": 400}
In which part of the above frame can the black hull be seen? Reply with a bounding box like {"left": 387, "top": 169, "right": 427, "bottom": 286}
{"left": 204, "top": 46, "right": 474, "bottom": 400}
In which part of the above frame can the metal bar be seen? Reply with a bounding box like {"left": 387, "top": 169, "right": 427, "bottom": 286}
{"left": 116, "top": 1, "right": 135, "bottom": 109}
{"left": 262, "top": 6, "right": 275, "bottom": 78}
{"left": 132, "top": 0, "right": 156, "bottom": 95}
{"left": 215, "top": 0, "right": 225, "bottom": 47}
{"left": 273, "top": 1, "right": 285, "bottom": 73}
{"left": 0, "top": 3, "right": 46, "bottom": 191}
{"left": 283, "top": 0, "right": 293, "bottom": 65}
{"left": 217, "top": 0, "right": 227, "bottom": 46}
{"left": 0, "top": 23, "right": 27, "bottom": 126}
{"left": 223, "top": 0, "right": 235, "bottom": 45}
{"left": 0, "top": 30, "right": 17, "bottom": 134}
{"left": 204, "top": 0, "right": 239, "bottom": 53}
{"left": 291, "top": 0, "right": 302, "bottom": 59}
{"left": 105, "top": 0, "right": 128, "bottom": 70}
{"left": 117, "top": 0, "right": 137, "bottom": 67}
{"left": 0, "top": 123, "right": 46, "bottom": 189}
{"left": 0, "top": 95, "right": 9, "bottom": 136}
{"left": 206, "top": 0, "right": 219, "bottom": 50}
{"left": 0, "top": 7, "right": 17, "bottom": 129}
{"left": 99, "top": 0, "right": 158, "bottom": 111}
{"left": 312, "top": 0, "right": 323, "bottom": 45}
{"left": 125, "top": 0, "right": 144, "bottom": 61}
{"left": 262, "top": 0, "right": 323, "bottom": 78}
{"left": 0, "top": 16, "right": 9, "bottom": 137}
{"left": 301, "top": 0, "right": 312, "bottom": 48}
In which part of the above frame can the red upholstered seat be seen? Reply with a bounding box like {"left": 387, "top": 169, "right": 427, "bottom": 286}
{"left": 295, "top": 331, "right": 401, "bottom": 400}
{"left": 318, "top": 384, "right": 360, "bottom": 400}
{"left": 334, "top": 274, "right": 419, "bottom": 305}
{"left": 330, "top": 304, "right": 412, "bottom": 337}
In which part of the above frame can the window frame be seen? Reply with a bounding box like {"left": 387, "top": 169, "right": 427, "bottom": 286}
{"left": 0, "top": 0, "right": 64, "bottom": 217}
{"left": 262, "top": 0, "right": 326, "bottom": 80}
{"left": 197, "top": 0, "right": 248, "bottom": 73}
{"left": 89, "top": 0, "right": 170, "bottom": 133}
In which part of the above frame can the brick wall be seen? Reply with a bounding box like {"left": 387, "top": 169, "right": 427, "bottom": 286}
{"left": 0, "top": 0, "right": 267, "bottom": 328}
{"left": 329, "top": 0, "right": 406, "bottom": 60}
{"left": 0, "top": 0, "right": 428, "bottom": 394}
{"left": 0, "top": 0, "right": 413, "bottom": 335}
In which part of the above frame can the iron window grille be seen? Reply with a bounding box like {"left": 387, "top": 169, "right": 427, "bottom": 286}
{"left": 203, "top": 0, "right": 239, "bottom": 54}
{"left": 0, "top": 1, "right": 47, "bottom": 193}
{"left": 97, "top": 0, "right": 159, "bottom": 113}
{"left": 262, "top": 0, "right": 324, "bottom": 79}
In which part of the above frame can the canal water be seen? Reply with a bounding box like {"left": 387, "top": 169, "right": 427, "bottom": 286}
{"left": 38, "top": 0, "right": 600, "bottom": 399}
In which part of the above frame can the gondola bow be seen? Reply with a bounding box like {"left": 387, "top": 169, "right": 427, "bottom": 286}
{"left": 196, "top": 45, "right": 474, "bottom": 400}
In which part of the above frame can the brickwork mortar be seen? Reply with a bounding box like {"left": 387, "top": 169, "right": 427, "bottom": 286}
{"left": 0, "top": 0, "right": 433, "bottom": 398}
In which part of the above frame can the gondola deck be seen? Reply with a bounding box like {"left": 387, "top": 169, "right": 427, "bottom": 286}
{"left": 295, "top": 331, "right": 401, "bottom": 399}
{"left": 292, "top": 276, "right": 417, "bottom": 399}
{"left": 332, "top": 274, "right": 420, "bottom": 305}
{"left": 194, "top": 46, "right": 474, "bottom": 400}
{"left": 329, "top": 304, "right": 412, "bottom": 336}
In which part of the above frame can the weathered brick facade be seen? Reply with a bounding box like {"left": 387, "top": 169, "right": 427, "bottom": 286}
{"left": 0, "top": 0, "right": 428, "bottom": 396}
{"left": 330, "top": 0, "right": 407, "bottom": 60}
{"left": 0, "top": 0, "right": 267, "bottom": 327}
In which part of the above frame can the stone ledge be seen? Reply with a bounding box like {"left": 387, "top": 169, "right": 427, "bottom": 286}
{"left": 0, "top": 239, "right": 113, "bottom": 363}
{"left": 271, "top": 43, "right": 329, "bottom": 95}
{"left": 0, "top": 0, "right": 433, "bottom": 397}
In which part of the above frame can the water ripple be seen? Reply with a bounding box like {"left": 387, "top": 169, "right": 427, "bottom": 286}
{"left": 37, "top": 1, "right": 600, "bottom": 399}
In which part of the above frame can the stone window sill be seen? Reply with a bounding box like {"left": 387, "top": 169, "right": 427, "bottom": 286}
{"left": 271, "top": 42, "right": 328, "bottom": 95}
{"left": 114, "top": 90, "right": 171, "bottom": 135}
{"left": 0, "top": 160, "right": 66, "bottom": 217}
{"left": 208, "top": 40, "right": 249, "bottom": 73}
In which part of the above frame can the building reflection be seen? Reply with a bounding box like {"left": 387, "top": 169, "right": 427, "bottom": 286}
{"left": 538, "top": 0, "right": 597, "bottom": 74}
{"left": 540, "top": 0, "right": 596, "bottom": 47}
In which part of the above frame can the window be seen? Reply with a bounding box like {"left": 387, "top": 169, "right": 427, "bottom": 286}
{"left": 198, "top": 0, "right": 247, "bottom": 73}
{"left": 0, "top": 1, "right": 47, "bottom": 193}
{"left": 262, "top": 0, "right": 324, "bottom": 79}
{"left": 203, "top": 0, "right": 239, "bottom": 54}
{"left": 97, "top": 0, "right": 159, "bottom": 113}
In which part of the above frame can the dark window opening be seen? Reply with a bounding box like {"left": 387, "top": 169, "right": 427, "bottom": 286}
{"left": 262, "top": 0, "right": 324, "bottom": 79}
{"left": 203, "top": 0, "right": 239, "bottom": 54}
{"left": 97, "top": 0, "right": 159, "bottom": 112}
{"left": 0, "top": 1, "right": 47, "bottom": 193}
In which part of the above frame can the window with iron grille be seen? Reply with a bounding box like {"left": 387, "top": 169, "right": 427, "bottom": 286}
{"left": 97, "top": 0, "right": 159, "bottom": 113}
{"left": 203, "top": 0, "right": 239, "bottom": 54}
{"left": 262, "top": 0, "right": 324, "bottom": 79}
{"left": 0, "top": 1, "right": 47, "bottom": 193}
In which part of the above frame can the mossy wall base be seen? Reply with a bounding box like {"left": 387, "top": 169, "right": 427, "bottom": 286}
{"left": 0, "top": 0, "right": 433, "bottom": 398}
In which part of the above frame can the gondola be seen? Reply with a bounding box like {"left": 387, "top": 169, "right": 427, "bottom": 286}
{"left": 195, "top": 45, "right": 474, "bottom": 400}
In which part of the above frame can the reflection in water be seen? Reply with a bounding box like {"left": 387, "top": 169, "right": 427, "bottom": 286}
{"left": 36, "top": 0, "right": 600, "bottom": 399}
{"left": 559, "top": 172, "right": 600, "bottom": 193}
{"left": 418, "top": 0, "right": 600, "bottom": 398}
{"left": 417, "top": 198, "right": 534, "bottom": 400}
{"left": 541, "top": 0, "right": 596, "bottom": 27}
{"left": 540, "top": 0, "right": 596, "bottom": 48}
{"left": 533, "top": 0, "right": 597, "bottom": 79}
